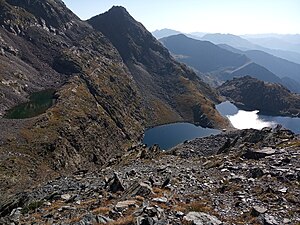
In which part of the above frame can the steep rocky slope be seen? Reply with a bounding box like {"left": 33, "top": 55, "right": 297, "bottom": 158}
{"left": 0, "top": 0, "right": 146, "bottom": 203}
{"left": 87, "top": 7, "right": 228, "bottom": 128}
{"left": 218, "top": 76, "right": 300, "bottom": 117}
{"left": 0, "top": 0, "right": 230, "bottom": 209}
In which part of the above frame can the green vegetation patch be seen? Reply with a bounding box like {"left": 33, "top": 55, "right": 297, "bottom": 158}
{"left": 4, "top": 89, "right": 56, "bottom": 119}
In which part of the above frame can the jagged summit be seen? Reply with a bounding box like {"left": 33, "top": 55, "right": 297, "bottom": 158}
{"left": 88, "top": 6, "right": 167, "bottom": 62}
{"left": 109, "top": 5, "right": 129, "bottom": 13}
{"left": 88, "top": 7, "right": 229, "bottom": 128}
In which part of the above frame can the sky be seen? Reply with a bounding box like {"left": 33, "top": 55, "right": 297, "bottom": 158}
{"left": 62, "top": 0, "right": 300, "bottom": 35}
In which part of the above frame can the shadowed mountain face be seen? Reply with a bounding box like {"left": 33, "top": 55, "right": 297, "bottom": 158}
{"left": 226, "top": 62, "right": 283, "bottom": 83}
{"left": 0, "top": 1, "right": 229, "bottom": 203}
{"left": 218, "top": 76, "right": 300, "bottom": 117}
{"left": 88, "top": 7, "right": 228, "bottom": 128}
{"left": 218, "top": 45, "right": 300, "bottom": 93}
{"left": 245, "top": 50, "right": 300, "bottom": 83}
{"left": 160, "top": 34, "right": 249, "bottom": 73}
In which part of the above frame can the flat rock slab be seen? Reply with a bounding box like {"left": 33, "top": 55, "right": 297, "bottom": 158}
{"left": 116, "top": 200, "right": 137, "bottom": 209}
{"left": 243, "top": 147, "right": 277, "bottom": 159}
{"left": 183, "top": 211, "right": 223, "bottom": 225}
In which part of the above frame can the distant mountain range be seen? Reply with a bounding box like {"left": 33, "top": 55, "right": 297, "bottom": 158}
{"left": 160, "top": 34, "right": 249, "bottom": 73}
{"left": 153, "top": 29, "right": 300, "bottom": 65}
{"left": 160, "top": 34, "right": 300, "bottom": 93}
{"left": 152, "top": 28, "right": 205, "bottom": 41}
{"left": 152, "top": 28, "right": 182, "bottom": 39}
{"left": 246, "top": 37, "right": 300, "bottom": 54}
{"left": 218, "top": 44, "right": 300, "bottom": 84}
{"left": 201, "top": 33, "right": 300, "bottom": 64}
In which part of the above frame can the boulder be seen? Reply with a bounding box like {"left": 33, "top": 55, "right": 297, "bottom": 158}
{"left": 183, "top": 212, "right": 223, "bottom": 225}
{"left": 107, "top": 173, "right": 125, "bottom": 193}
{"left": 121, "top": 182, "right": 154, "bottom": 200}
{"left": 251, "top": 206, "right": 268, "bottom": 217}
{"left": 243, "top": 148, "right": 276, "bottom": 160}
{"left": 116, "top": 200, "right": 137, "bottom": 210}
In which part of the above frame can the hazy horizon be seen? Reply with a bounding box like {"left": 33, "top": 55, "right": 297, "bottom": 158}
{"left": 62, "top": 0, "right": 300, "bottom": 35}
{"left": 153, "top": 28, "right": 300, "bottom": 36}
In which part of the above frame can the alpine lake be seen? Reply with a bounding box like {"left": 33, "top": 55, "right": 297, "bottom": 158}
{"left": 144, "top": 101, "right": 300, "bottom": 149}
{"left": 4, "top": 89, "right": 56, "bottom": 119}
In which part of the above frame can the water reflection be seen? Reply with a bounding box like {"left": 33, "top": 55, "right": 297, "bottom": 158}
{"left": 228, "top": 110, "right": 276, "bottom": 130}
{"left": 217, "top": 101, "right": 300, "bottom": 133}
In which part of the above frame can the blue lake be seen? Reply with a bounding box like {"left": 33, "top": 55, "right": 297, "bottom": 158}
{"left": 143, "top": 101, "right": 300, "bottom": 149}
{"left": 143, "top": 123, "right": 220, "bottom": 150}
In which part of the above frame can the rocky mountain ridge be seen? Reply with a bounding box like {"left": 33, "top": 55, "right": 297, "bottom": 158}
{"left": 218, "top": 76, "right": 300, "bottom": 117}
{"left": 88, "top": 7, "right": 228, "bottom": 128}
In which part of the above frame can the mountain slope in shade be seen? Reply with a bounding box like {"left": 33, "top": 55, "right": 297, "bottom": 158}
{"left": 218, "top": 44, "right": 300, "bottom": 93}
{"left": 160, "top": 34, "right": 249, "bottom": 73}
{"left": 160, "top": 34, "right": 292, "bottom": 91}
{"left": 245, "top": 50, "right": 300, "bottom": 83}
{"left": 88, "top": 7, "right": 229, "bottom": 128}
{"left": 218, "top": 76, "right": 300, "bottom": 117}
{"left": 226, "top": 62, "right": 283, "bottom": 84}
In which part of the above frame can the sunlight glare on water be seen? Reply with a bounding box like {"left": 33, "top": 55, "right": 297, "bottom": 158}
{"left": 228, "top": 110, "right": 276, "bottom": 130}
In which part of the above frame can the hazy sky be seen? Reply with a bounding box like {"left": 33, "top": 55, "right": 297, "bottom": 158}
{"left": 62, "top": 0, "right": 300, "bottom": 34}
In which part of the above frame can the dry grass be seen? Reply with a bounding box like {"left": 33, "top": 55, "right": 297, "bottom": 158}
{"left": 105, "top": 215, "right": 134, "bottom": 225}
{"left": 174, "top": 199, "right": 219, "bottom": 218}
{"left": 152, "top": 187, "right": 164, "bottom": 197}
{"left": 135, "top": 195, "right": 145, "bottom": 202}
{"left": 149, "top": 98, "right": 181, "bottom": 126}
{"left": 184, "top": 201, "right": 214, "bottom": 214}
{"left": 92, "top": 207, "right": 111, "bottom": 215}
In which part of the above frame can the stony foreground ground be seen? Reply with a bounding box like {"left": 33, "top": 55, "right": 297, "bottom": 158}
{"left": 0, "top": 126, "right": 299, "bottom": 225}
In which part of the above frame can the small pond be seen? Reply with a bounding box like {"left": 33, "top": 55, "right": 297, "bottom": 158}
{"left": 4, "top": 89, "right": 56, "bottom": 119}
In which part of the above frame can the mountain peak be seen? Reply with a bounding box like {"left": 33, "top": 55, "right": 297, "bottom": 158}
{"left": 88, "top": 8, "right": 229, "bottom": 128}
{"left": 109, "top": 5, "right": 128, "bottom": 13}
{"left": 2, "top": 0, "right": 79, "bottom": 30}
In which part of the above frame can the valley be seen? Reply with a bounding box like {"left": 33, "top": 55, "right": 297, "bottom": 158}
{"left": 0, "top": 0, "right": 299, "bottom": 224}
